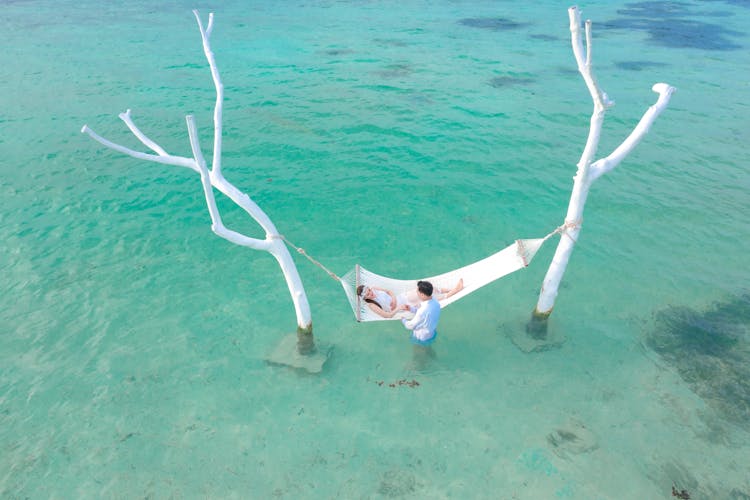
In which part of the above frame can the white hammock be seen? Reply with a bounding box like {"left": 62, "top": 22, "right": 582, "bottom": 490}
{"left": 340, "top": 237, "right": 549, "bottom": 322}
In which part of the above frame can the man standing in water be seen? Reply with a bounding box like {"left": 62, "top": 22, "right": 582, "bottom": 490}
{"left": 402, "top": 280, "right": 440, "bottom": 345}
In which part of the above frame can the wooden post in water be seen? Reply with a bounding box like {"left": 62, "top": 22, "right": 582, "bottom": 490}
{"left": 82, "top": 11, "right": 325, "bottom": 370}
{"left": 527, "top": 6, "right": 675, "bottom": 338}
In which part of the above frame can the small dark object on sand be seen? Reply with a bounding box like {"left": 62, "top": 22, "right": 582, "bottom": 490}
{"left": 375, "top": 379, "right": 420, "bottom": 388}
{"left": 672, "top": 485, "right": 690, "bottom": 499}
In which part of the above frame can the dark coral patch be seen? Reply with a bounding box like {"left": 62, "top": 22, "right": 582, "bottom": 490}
{"left": 555, "top": 66, "right": 580, "bottom": 77}
{"left": 702, "top": 0, "right": 750, "bottom": 7}
{"left": 645, "top": 292, "right": 750, "bottom": 428}
{"left": 324, "top": 49, "right": 354, "bottom": 56}
{"left": 458, "top": 18, "right": 526, "bottom": 31}
{"left": 489, "top": 75, "right": 534, "bottom": 88}
{"left": 618, "top": 1, "right": 733, "bottom": 18}
{"left": 529, "top": 34, "right": 558, "bottom": 41}
{"left": 615, "top": 60, "right": 669, "bottom": 71}
{"left": 600, "top": 1, "right": 744, "bottom": 50}
{"left": 618, "top": 1, "right": 696, "bottom": 19}
{"left": 373, "top": 64, "right": 412, "bottom": 79}
{"left": 373, "top": 38, "right": 409, "bottom": 47}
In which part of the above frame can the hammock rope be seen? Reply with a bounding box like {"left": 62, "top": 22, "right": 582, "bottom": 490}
{"left": 272, "top": 233, "right": 342, "bottom": 282}
{"left": 276, "top": 221, "right": 581, "bottom": 322}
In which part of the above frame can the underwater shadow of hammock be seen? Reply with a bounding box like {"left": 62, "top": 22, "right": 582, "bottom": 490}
{"left": 340, "top": 231, "right": 560, "bottom": 322}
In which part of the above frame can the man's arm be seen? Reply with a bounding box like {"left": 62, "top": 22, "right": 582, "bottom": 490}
{"left": 402, "top": 305, "right": 424, "bottom": 330}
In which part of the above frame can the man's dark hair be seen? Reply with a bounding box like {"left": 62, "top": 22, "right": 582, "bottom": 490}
{"left": 417, "top": 280, "right": 433, "bottom": 297}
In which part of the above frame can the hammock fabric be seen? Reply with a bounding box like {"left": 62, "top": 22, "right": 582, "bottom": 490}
{"left": 340, "top": 238, "right": 546, "bottom": 322}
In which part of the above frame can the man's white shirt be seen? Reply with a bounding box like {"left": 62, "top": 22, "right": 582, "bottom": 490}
{"left": 402, "top": 297, "right": 441, "bottom": 341}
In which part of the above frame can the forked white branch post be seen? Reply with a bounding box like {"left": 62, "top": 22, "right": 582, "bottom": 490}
{"left": 530, "top": 6, "right": 675, "bottom": 332}
{"left": 82, "top": 11, "right": 315, "bottom": 350}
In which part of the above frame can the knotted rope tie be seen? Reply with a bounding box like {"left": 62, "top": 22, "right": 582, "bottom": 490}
{"left": 270, "top": 234, "right": 341, "bottom": 282}
{"left": 560, "top": 219, "right": 582, "bottom": 244}
{"left": 543, "top": 219, "right": 582, "bottom": 244}
{"left": 542, "top": 219, "right": 577, "bottom": 240}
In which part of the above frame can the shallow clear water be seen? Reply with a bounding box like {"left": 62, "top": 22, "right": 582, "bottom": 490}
{"left": 2, "top": 0, "right": 749, "bottom": 498}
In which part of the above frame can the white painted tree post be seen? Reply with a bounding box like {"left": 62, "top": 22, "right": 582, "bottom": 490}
{"left": 529, "top": 6, "right": 675, "bottom": 332}
{"left": 82, "top": 11, "right": 315, "bottom": 351}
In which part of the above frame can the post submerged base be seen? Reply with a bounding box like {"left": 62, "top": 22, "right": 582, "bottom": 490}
{"left": 266, "top": 325, "right": 332, "bottom": 373}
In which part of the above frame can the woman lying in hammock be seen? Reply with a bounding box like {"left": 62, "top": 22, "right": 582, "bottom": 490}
{"left": 356, "top": 279, "right": 464, "bottom": 319}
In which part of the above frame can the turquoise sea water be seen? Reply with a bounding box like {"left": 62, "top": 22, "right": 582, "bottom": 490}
{"left": 2, "top": 0, "right": 749, "bottom": 498}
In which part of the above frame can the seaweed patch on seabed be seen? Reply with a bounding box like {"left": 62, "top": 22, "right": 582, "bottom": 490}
{"left": 546, "top": 418, "right": 598, "bottom": 459}
{"left": 488, "top": 75, "right": 535, "bottom": 88}
{"left": 378, "top": 469, "right": 421, "bottom": 498}
{"left": 615, "top": 60, "right": 669, "bottom": 71}
{"left": 323, "top": 48, "right": 354, "bottom": 56}
{"left": 644, "top": 292, "right": 750, "bottom": 429}
{"left": 529, "top": 34, "right": 558, "bottom": 41}
{"left": 703, "top": 0, "right": 750, "bottom": 7}
{"left": 373, "top": 64, "right": 413, "bottom": 79}
{"left": 458, "top": 18, "right": 527, "bottom": 31}
{"left": 599, "top": 1, "right": 744, "bottom": 50}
